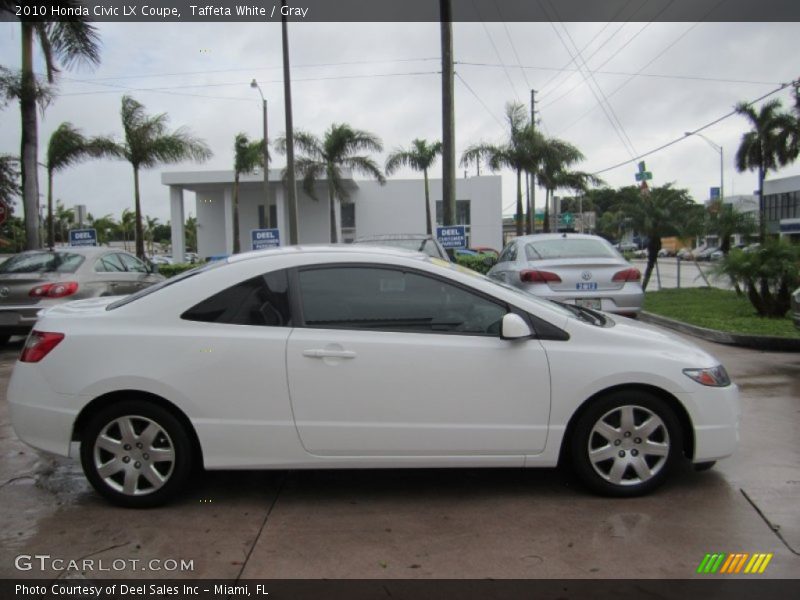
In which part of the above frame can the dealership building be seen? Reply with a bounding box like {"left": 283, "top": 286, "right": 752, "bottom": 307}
{"left": 161, "top": 170, "right": 503, "bottom": 261}
{"left": 763, "top": 174, "right": 800, "bottom": 241}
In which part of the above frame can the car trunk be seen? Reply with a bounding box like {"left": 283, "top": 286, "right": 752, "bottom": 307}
{"left": 0, "top": 273, "right": 73, "bottom": 306}
{"left": 526, "top": 258, "right": 630, "bottom": 292}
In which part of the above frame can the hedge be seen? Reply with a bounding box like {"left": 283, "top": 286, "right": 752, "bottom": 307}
{"left": 156, "top": 263, "right": 198, "bottom": 278}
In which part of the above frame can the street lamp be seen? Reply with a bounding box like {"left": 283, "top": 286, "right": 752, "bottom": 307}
{"left": 684, "top": 131, "right": 724, "bottom": 203}
{"left": 250, "top": 79, "right": 270, "bottom": 228}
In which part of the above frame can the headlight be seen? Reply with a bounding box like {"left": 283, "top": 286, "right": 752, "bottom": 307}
{"left": 683, "top": 365, "right": 731, "bottom": 387}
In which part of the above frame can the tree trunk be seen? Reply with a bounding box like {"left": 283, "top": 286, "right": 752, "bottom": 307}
{"left": 423, "top": 168, "right": 432, "bottom": 236}
{"left": 757, "top": 163, "right": 765, "bottom": 243}
{"left": 328, "top": 176, "right": 337, "bottom": 243}
{"left": 641, "top": 237, "right": 662, "bottom": 291}
{"left": 527, "top": 172, "right": 536, "bottom": 234}
{"left": 515, "top": 168, "right": 523, "bottom": 237}
{"left": 20, "top": 23, "right": 40, "bottom": 250}
{"left": 543, "top": 189, "right": 551, "bottom": 233}
{"left": 47, "top": 169, "right": 55, "bottom": 249}
{"left": 133, "top": 166, "right": 145, "bottom": 259}
{"left": 233, "top": 172, "right": 241, "bottom": 254}
{"left": 524, "top": 172, "right": 531, "bottom": 235}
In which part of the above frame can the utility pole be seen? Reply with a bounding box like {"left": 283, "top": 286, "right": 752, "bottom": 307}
{"left": 440, "top": 0, "right": 456, "bottom": 228}
{"left": 250, "top": 79, "right": 270, "bottom": 228}
{"left": 281, "top": 0, "right": 299, "bottom": 244}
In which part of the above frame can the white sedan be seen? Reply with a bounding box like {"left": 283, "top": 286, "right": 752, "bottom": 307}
{"left": 8, "top": 246, "right": 739, "bottom": 507}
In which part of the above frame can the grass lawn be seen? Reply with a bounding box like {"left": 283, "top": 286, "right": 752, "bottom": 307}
{"left": 643, "top": 288, "right": 800, "bottom": 338}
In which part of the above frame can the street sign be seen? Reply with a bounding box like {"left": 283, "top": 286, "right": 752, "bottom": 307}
{"left": 251, "top": 228, "right": 280, "bottom": 250}
{"left": 436, "top": 225, "right": 466, "bottom": 249}
{"left": 710, "top": 187, "right": 721, "bottom": 199}
{"left": 560, "top": 212, "right": 574, "bottom": 226}
{"left": 69, "top": 228, "right": 97, "bottom": 247}
{"left": 635, "top": 161, "right": 653, "bottom": 182}
{"left": 0, "top": 200, "right": 8, "bottom": 226}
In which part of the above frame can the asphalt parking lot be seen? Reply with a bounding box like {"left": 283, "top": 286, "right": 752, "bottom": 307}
{"left": 0, "top": 331, "right": 797, "bottom": 580}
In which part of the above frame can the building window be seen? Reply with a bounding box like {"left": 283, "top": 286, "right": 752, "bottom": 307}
{"left": 341, "top": 202, "right": 356, "bottom": 243}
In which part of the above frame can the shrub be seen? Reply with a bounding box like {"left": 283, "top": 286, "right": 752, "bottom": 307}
{"left": 156, "top": 262, "right": 198, "bottom": 278}
{"left": 455, "top": 254, "right": 495, "bottom": 274}
{"left": 711, "top": 239, "right": 800, "bottom": 318}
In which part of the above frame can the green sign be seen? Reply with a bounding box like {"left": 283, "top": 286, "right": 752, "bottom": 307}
{"left": 560, "top": 212, "right": 574, "bottom": 226}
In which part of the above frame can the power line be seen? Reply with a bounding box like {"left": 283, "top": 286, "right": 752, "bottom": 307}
{"left": 455, "top": 72, "right": 505, "bottom": 129}
{"left": 590, "top": 80, "right": 798, "bottom": 176}
{"left": 456, "top": 62, "right": 780, "bottom": 87}
{"left": 472, "top": 0, "right": 521, "bottom": 102}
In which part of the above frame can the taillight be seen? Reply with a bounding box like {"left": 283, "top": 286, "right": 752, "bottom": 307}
{"left": 29, "top": 282, "right": 79, "bottom": 298}
{"left": 20, "top": 331, "right": 65, "bottom": 363}
{"left": 612, "top": 268, "right": 641, "bottom": 282}
{"left": 520, "top": 269, "right": 562, "bottom": 283}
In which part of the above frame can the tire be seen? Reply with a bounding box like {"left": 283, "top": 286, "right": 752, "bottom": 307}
{"left": 80, "top": 400, "right": 193, "bottom": 508}
{"left": 0, "top": 334, "right": 11, "bottom": 346}
{"left": 571, "top": 390, "right": 682, "bottom": 497}
{"left": 694, "top": 461, "right": 717, "bottom": 472}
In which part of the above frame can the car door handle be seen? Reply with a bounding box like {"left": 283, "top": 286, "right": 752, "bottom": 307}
{"left": 302, "top": 349, "right": 357, "bottom": 359}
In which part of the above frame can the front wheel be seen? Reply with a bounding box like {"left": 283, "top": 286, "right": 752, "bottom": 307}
{"left": 80, "top": 400, "right": 193, "bottom": 508}
{"left": 571, "top": 391, "right": 682, "bottom": 497}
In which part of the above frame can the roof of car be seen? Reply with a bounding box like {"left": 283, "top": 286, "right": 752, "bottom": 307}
{"left": 227, "top": 244, "right": 431, "bottom": 264}
{"left": 353, "top": 234, "right": 434, "bottom": 241}
{"left": 16, "top": 246, "right": 121, "bottom": 257}
{"left": 513, "top": 233, "right": 611, "bottom": 243}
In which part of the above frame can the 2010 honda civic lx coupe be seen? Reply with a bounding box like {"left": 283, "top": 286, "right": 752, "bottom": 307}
{"left": 8, "top": 246, "right": 739, "bottom": 507}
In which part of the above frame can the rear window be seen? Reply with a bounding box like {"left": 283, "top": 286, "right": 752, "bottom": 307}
{"left": 525, "top": 239, "right": 619, "bottom": 260}
{"left": 106, "top": 260, "right": 224, "bottom": 310}
{"left": 0, "top": 252, "right": 85, "bottom": 274}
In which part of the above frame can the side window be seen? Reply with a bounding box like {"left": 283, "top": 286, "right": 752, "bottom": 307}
{"left": 298, "top": 267, "right": 507, "bottom": 336}
{"left": 118, "top": 253, "right": 148, "bottom": 273}
{"left": 182, "top": 269, "right": 291, "bottom": 327}
{"left": 498, "top": 243, "right": 517, "bottom": 263}
{"left": 95, "top": 254, "right": 126, "bottom": 273}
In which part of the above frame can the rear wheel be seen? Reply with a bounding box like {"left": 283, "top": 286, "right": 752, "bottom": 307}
{"left": 0, "top": 334, "right": 10, "bottom": 346}
{"left": 571, "top": 391, "right": 682, "bottom": 497}
{"left": 80, "top": 400, "right": 193, "bottom": 508}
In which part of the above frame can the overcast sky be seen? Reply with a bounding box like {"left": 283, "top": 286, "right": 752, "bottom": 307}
{"left": 1, "top": 20, "right": 799, "bottom": 226}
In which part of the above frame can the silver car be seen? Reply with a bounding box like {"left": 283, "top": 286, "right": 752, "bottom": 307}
{"left": 791, "top": 287, "right": 800, "bottom": 331}
{"left": 0, "top": 247, "right": 164, "bottom": 344}
{"left": 488, "top": 233, "right": 644, "bottom": 316}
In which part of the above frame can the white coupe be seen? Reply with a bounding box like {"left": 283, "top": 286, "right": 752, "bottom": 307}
{"left": 8, "top": 246, "right": 739, "bottom": 507}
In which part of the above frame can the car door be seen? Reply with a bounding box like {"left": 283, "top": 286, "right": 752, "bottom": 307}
{"left": 117, "top": 253, "right": 159, "bottom": 290}
{"left": 286, "top": 265, "right": 551, "bottom": 457}
{"left": 92, "top": 253, "right": 139, "bottom": 295}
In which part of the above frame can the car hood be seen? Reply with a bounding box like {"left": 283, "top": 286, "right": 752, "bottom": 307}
{"left": 569, "top": 314, "right": 722, "bottom": 368}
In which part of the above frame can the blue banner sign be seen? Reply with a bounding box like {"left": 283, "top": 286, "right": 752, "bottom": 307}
{"left": 251, "top": 228, "right": 280, "bottom": 250}
{"left": 436, "top": 225, "right": 466, "bottom": 249}
{"left": 69, "top": 228, "right": 97, "bottom": 247}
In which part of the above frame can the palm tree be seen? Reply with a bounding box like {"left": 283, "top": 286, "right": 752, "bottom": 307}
{"left": 185, "top": 215, "right": 198, "bottom": 252}
{"left": 111, "top": 95, "right": 211, "bottom": 259}
{"left": 276, "top": 123, "right": 385, "bottom": 243}
{"left": 144, "top": 215, "right": 159, "bottom": 255}
{"left": 53, "top": 200, "right": 74, "bottom": 244}
{"left": 232, "top": 133, "right": 266, "bottom": 253}
{"left": 46, "top": 122, "right": 116, "bottom": 249}
{"left": 734, "top": 99, "right": 797, "bottom": 241}
{"left": 119, "top": 208, "right": 135, "bottom": 252}
{"left": 619, "top": 184, "right": 702, "bottom": 290}
{"left": 0, "top": 154, "right": 20, "bottom": 206}
{"left": 87, "top": 212, "right": 116, "bottom": 246}
{"left": 705, "top": 200, "right": 756, "bottom": 256}
{"left": 1, "top": 2, "right": 101, "bottom": 249}
{"left": 385, "top": 139, "right": 442, "bottom": 235}
{"left": 537, "top": 138, "right": 587, "bottom": 232}
{"left": 461, "top": 103, "right": 539, "bottom": 237}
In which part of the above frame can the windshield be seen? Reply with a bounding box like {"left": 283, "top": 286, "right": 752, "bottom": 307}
{"left": 526, "top": 238, "right": 619, "bottom": 260}
{"left": 0, "top": 252, "right": 85, "bottom": 274}
{"left": 106, "top": 260, "right": 224, "bottom": 310}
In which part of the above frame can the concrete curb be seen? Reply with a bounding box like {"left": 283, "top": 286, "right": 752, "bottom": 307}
{"left": 639, "top": 311, "right": 800, "bottom": 352}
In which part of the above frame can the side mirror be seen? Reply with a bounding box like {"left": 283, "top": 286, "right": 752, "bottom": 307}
{"left": 501, "top": 313, "right": 532, "bottom": 340}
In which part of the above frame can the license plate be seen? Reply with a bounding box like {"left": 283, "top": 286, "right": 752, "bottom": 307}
{"left": 576, "top": 282, "right": 598, "bottom": 291}
{"left": 576, "top": 299, "right": 601, "bottom": 310}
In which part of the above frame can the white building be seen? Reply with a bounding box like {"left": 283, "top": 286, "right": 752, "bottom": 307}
{"left": 162, "top": 170, "right": 503, "bottom": 261}
{"left": 764, "top": 174, "right": 800, "bottom": 241}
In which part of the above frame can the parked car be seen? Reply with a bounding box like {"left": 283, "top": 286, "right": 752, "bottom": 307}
{"left": 149, "top": 255, "right": 174, "bottom": 266}
{"left": 8, "top": 245, "right": 738, "bottom": 507}
{"left": 488, "top": 233, "right": 644, "bottom": 316}
{"left": 352, "top": 234, "right": 450, "bottom": 261}
{"left": 615, "top": 242, "right": 638, "bottom": 253}
{"left": 0, "top": 247, "right": 164, "bottom": 344}
{"left": 676, "top": 248, "right": 694, "bottom": 260}
{"left": 791, "top": 287, "right": 800, "bottom": 331}
{"left": 471, "top": 246, "right": 500, "bottom": 259}
{"left": 695, "top": 246, "right": 720, "bottom": 261}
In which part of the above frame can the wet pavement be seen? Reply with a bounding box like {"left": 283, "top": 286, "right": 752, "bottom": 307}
{"left": 0, "top": 333, "right": 797, "bottom": 580}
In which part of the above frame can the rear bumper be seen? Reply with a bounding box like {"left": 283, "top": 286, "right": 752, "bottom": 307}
{"left": 521, "top": 283, "right": 644, "bottom": 314}
{"left": 0, "top": 305, "right": 42, "bottom": 335}
{"left": 7, "top": 362, "right": 78, "bottom": 457}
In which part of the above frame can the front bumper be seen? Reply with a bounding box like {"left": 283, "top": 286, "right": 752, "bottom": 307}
{"left": 684, "top": 383, "right": 741, "bottom": 462}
